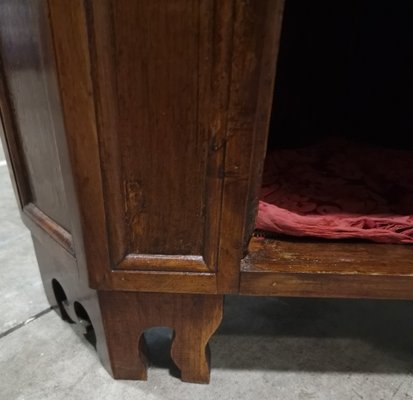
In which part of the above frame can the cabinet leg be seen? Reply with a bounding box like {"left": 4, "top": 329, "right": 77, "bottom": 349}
{"left": 98, "top": 291, "right": 223, "bottom": 384}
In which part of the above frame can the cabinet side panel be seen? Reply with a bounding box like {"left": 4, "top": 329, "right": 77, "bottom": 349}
{"left": 0, "top": 0, "right": 71, "bottom": 231}
{"left": 112, "top": 0, "right": 206, "bottom": 256}
{"left": 85, "top": 0, "right": 231, "bottom": 273}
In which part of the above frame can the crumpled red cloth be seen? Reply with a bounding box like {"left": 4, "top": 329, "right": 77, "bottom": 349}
{"left": 256, "top": 137, "right": 413, "bottom": 244}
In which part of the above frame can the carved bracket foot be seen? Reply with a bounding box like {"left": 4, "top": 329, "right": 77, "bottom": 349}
{"left": 98, "top": 291, "right": 224, "bottom": 384}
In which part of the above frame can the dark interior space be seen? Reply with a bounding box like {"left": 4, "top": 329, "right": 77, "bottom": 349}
{"left": 267, "top": 0, "right": 413, "bottom": 150}
{"left": 257, "top": 1, "right": 413, "bottom": 244}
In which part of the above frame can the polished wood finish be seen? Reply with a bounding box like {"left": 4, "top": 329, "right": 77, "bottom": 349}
{"left": 240, "top": 237, "right": 413, "bottom": 299}
{"left": 0, "top": 0, "right": 284, "bottom": 383}
{"left": 49, "top": 0, "right": 227, "bottom": 285}
{"left": 0, "top": 0, "right": 70, "bottom": 230}
{"left": 0, "top": 0, "right": 112, "bottom": 378}
{"left": 47, "top": 0, "right": 110, "bottom": 289}
{"left": 46, "top": 0, "right": 284, "bottom": 294}
{"left": 99, "top": 291, "right": 223, "bottom": 383}
{"left": 31, "top": 236, "right": 112, "bottom": 376}
{"left": 23, "top": 203, "right": 74, "bottom": 255}
{"left": 216, "top": 0, "right": 285, "bottom": 293}
{"left": 2, "top": 0, "right": 412, "bottom": 385}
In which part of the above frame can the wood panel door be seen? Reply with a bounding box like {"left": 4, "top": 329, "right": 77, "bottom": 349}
{"left": 46, "top": 0, "right": 284, "bottom": 294}
{"left": 1, "top": 0, "right": 284, "bottom": 295}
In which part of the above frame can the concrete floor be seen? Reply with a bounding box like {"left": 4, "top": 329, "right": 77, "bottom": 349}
{"left": 1, "top": 140, "right": 413, "bottom": 400}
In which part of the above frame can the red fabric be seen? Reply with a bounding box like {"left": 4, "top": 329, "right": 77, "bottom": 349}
{"left": 256, "top": 137, "right": 413, "bottom": 244}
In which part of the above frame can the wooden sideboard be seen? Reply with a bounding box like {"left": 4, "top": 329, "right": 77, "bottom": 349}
{"left": 1, "top": 0, "right": 413, "bottom": 384}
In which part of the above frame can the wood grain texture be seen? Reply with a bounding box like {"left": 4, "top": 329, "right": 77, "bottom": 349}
{"left": 99, "top": 291, "right": 223, "bottom": 383}
{"left": 100, "top": 270, "right": 217, "bottom": 294}
{"left": 216, "top": 0, "right": 285, "bottom": 293}
{"left": 0, "top": 0, "right": 84, "bottom": 263}
{"left": 240, "top": 237, "right": 413, "bottom": 299}
{"left": 32, "top": 236, "right": 112, "bottom": 378}
{"left": 0, "top": 1, "right": 76, "bottom": 260}
{"left": 119, "top": 254, "right": 207, "bottom": 272}
{"left": 111, "top": 0, "right": 205, "bottom": 256}
{"left": 84, "top": 0, "right": 232, "bottom": 274}
{"left": 48, "top": 0, "right": 112, "bottom": 287}
{"left": 23, "top": 203, "right": 74, "bottom": 255}
{"left": 5, "top": 0, "right": 413, "bottom": 386}
{"left": 0, "top": 0, "right": 71, "bottom": 230}
{"left": 0, "top": 54, "right": 31, "bottom": 207}
{"left": 0, "top": 4, "right": 112, "bottom": 376}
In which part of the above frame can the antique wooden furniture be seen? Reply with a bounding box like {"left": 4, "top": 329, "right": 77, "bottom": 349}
{"left": 1, "top": 0, "right": 413, "bottom": 384}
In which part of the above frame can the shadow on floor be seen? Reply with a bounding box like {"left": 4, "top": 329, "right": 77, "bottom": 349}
{"left": 143, "top": 296, "right": 413, "bottom": 375}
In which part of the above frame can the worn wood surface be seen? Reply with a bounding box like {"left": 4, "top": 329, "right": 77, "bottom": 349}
{"left": 92, "top": 0, "right": 215, "bottom": 259}
{"left": 70, "top": 0, "right": 232, "bottom": 275}
{"left": 216, "top": 0, "right": 285, "bottom": 293}
{"left": 0, "top": 0, "right": 71, "bottom": 230}
{"left": 48, "top": 0, "right": 111, "bottom": 288}
{"left": 99, "top": 291, "right": 223, "bottom": 383}
{"left": 32, "top": 236, "right": 112, "bottom": 377}
{"left": 0, "top": 56, "right": 30, "bottom": 207}
{"left": 0, "top": 0, "right": 97, "bottom": 294}
{"left": 241, "top": 237, "right": 413, "bottom": 299}
{"left": 47, "top": 0, "right": 285, "bottom": 292}
{"left": 100, "top": 270, "right": 217, "bottom": 294}
{"left": 0, "top": 0, "right": 84, "bottom": 272}
{"left": 3, "top": 0, "right": 413, "bottom": 386}
{"left": 23, "top": 203, "right": 74, "bottom": 255}
{"left": 0, "top": 0, "right": 112, "bottom": 376}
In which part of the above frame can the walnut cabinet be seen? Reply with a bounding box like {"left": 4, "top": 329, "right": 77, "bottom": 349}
{"left": 1, "top": 0, "right": 413, "bottom": 384}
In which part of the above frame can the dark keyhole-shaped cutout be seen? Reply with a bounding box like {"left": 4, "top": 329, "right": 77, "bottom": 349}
{"left": 142, "top": 327, "right": 180, "bottom": 377}
{"left": 74, "top": 301, "right": 97, "bottom": 349}
{"left": 51, "top": 279, "right": 73, "bottom": 323}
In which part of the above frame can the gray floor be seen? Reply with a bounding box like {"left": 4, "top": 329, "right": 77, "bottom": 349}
{"left": 1, "top": 140, "right": 413, "bottom": 400}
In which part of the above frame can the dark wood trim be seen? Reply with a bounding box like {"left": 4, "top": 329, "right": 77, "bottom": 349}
{"left": 240, "top": 271, "right": 413, "bottom": 300}
{"left": 216, "top": 0, "right": 285, "bottom": 293}
{"left": 29, "top": 229, "right": 76, "bottom": 276}
{"left": 0, "top": 54, "right": 32, "bottom": 207}
{"left": 98, "top": 291, "right": 223, "bottom": 383}
{"left": 48, "top": 0, "right": 111, "bottom": 288}
{"left": 242, "top": 0, "right": 285, "bottom": 247}
{"left": 23, "top": 203, "right": 74, "bottom": 255}
{"left": 118, "top": 254, "right": 209, "bottom": 273}
{"left": 86, "top": 0, "right": 230, "bottom": 274}
{"left": 240, "top": 237, "right": 413, "bottom": 299}
{"left": 99, "top": 270, "right": 218, "bottom": 294}
{"left": 197, "top": 0, "right": 232, "bottom": 272}
{"left": 243, "top": 237, "right": 413, "bottom": 274}
{"left": 84, "top": 0, "right": 126, "bottom": 266}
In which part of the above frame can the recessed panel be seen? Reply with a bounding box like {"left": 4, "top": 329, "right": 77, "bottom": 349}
{"left": 0, "top": 0, "right": 71, "bottom": 231}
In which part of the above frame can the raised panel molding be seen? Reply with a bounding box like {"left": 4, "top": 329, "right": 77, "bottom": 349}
{"left": 23, "top": 203, "right": 74, "bottom": 255}
{"left": 82, "top": 0, "right": 232, "bottom": 274}
{"left": 0, "top": 0, "right": 76, "bottom": 259}
{"left": 118, "top": 254, "right": 207, "bottom": 273}
{"left": 0, "top": 52, "right": 75, "bottom": 260}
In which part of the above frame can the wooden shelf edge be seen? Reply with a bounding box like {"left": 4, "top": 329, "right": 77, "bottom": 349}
{"left": 240, "top": 270, "right": 413, "bottom": 299}
{"left": 240, "top": 237, "right": 413, "bottom": 299}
